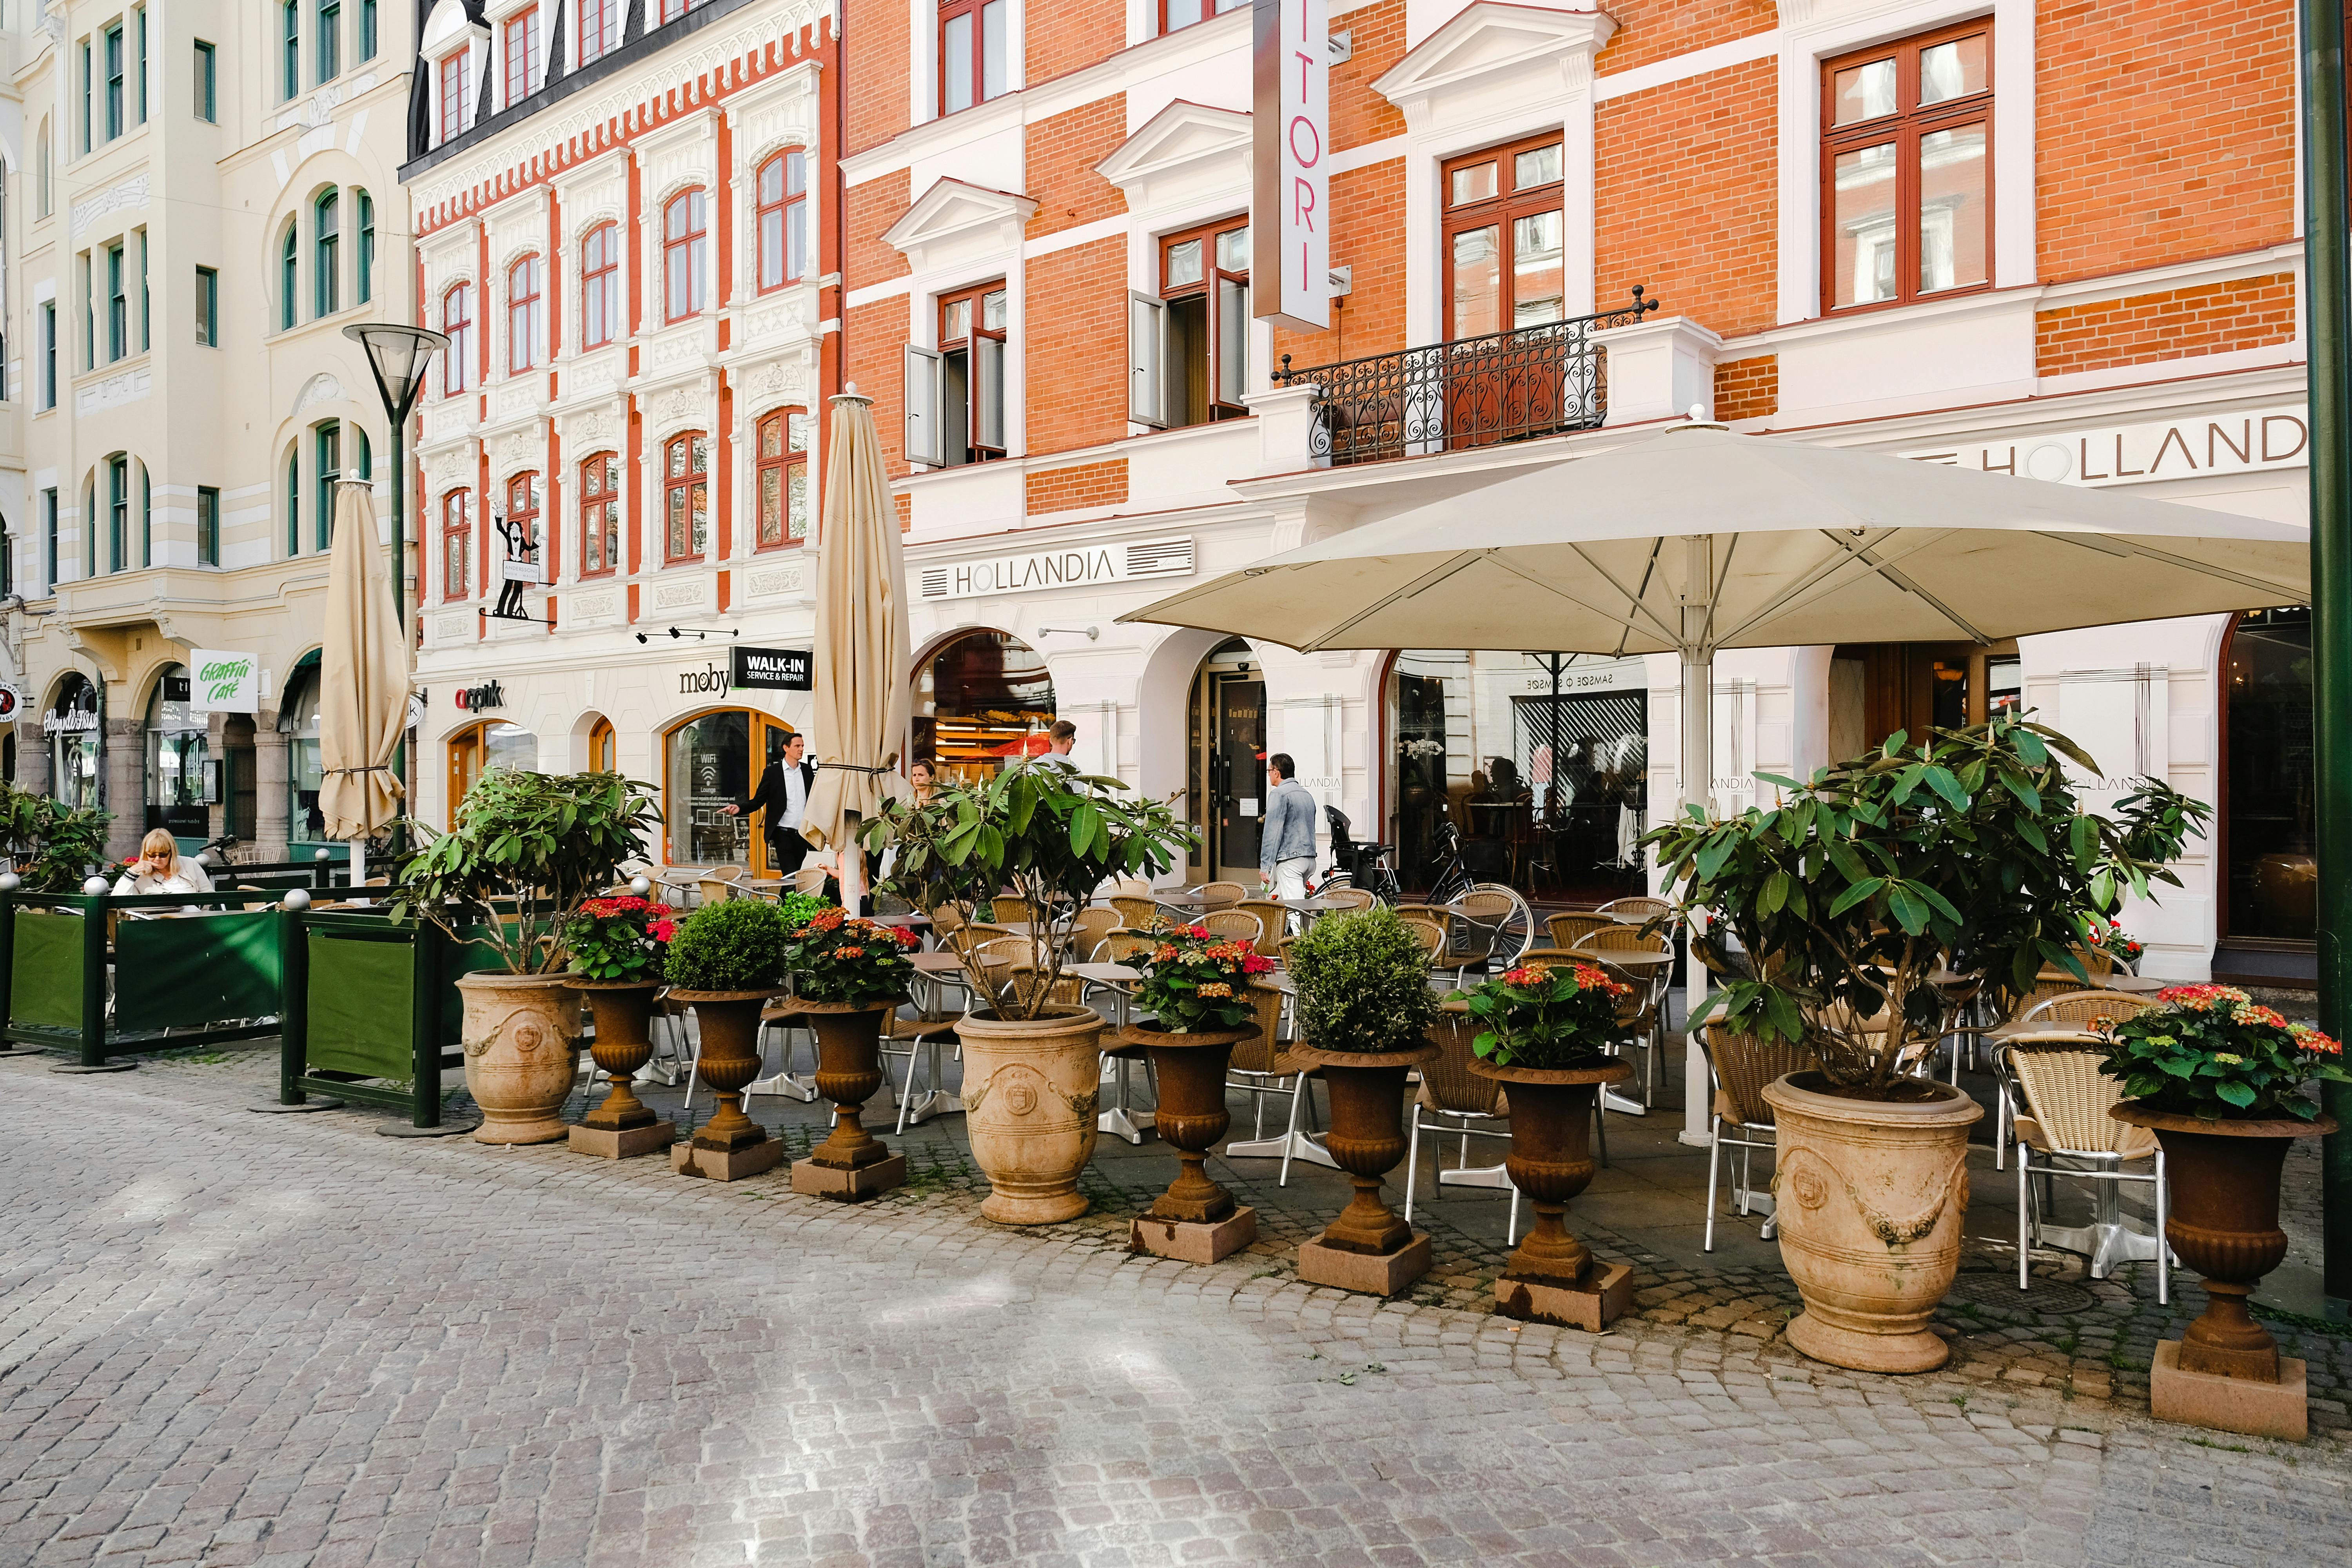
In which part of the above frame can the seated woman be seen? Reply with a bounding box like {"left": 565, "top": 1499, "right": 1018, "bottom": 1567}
{"left": 113, "top": 829, "right": 216, "bottom": 900}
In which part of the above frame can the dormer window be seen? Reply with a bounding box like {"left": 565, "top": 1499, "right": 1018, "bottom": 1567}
{"left": 437, "top": 48, "right": 470, "bottom": 146}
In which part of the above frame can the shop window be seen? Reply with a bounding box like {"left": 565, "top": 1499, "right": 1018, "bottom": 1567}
{"left": 145, "top": 664, "right": 208, "bottom": 837}
{"left": 663, "top": 188, "right": 708, "bottom": 323}
{"left": 755, "top": 408, "right": 810, "bottom": 548}
{"left": 503, "top": 6, "right": 538, "bottom": 107}
{"left": 2223, "top": 607, "right": 2315, "bottom": 944}
{"left": 757, "top": 149, "right": 808, "bottom": 292}
{"left": 1821, "top": 21, "right": 1991, "bottom": 312}
{"left": 443, "top": 282, "right": 473, "bottom": 392}
{"left": 578, "top": 451, "right": 621, "bottom": 575}
{"left": 1131, "top": 218, "right": 1248, "bottom": 429}
{"left": 914, "top": 630, "right": 1054, "bottom": 785}
{"left": 938, "top": 0, "right": 1007, "bottom": 116}
{"left": 49, "top": 674, "right": 102, "bottom": 815}
{"left": 448, "top": 721, "right": 538, "bottom": 826}
{"left": 441, "top": 488, "right": 472, "bottom": 600}
{"left": 1443, "top": 132, "right": 1565, "bottom": 338}
{"left": 508, "top": 253, "right": 542, "bottom": 372}
{"left": 906, "top": 281, "right": 1005, "bottom": 467}
{"left": 663, "top": 433, "right": 710, "bottom": 562}
{"left": 580, "top": 222, "right": 620, "bottom": 348}
{"left": 588, "top": 717, "right": 616, "bottom": 773}
{"left": 665, "top": 710, "right": 755, "bottom": 865}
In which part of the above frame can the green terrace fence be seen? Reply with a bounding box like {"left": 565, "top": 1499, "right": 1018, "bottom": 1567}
{"left": 277, "top": 909, "right": 508, "bottom": 1127}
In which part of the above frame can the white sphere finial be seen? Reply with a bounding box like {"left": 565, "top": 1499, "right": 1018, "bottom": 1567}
{"left": 283, "top": 887, "right": 312, "bottom": 912}
{"left": 1688, "top": 403, "right": 1706, "bottom": 422}
{"left": 83, "top": 876, "right": 110, "bottom": 896}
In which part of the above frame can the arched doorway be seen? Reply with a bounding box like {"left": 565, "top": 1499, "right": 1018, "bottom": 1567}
{"left": 446, "top": 720, "right": 539, "bottom": 826}
{"left": 144, "top": 663, "right": 210, "bottom": 839}
{"left": 46, "top": 674, "right": 102, "bottom": 814}
{"left": 913, "top": 629, "right": 1055, "bottom": 786}
{"left": 662, "top": 708, "right": 798, "bottom": 870}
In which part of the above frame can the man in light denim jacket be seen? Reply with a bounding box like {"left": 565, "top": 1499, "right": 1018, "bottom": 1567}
{"left": 1259, "top": 753, "right": 1318, "bottom": 899}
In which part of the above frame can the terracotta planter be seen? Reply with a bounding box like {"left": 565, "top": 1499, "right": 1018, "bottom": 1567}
{"left": 1289, "top": 1042, "right": 1440, "bottom": 1254}
{"left": 457, "top": 972, "right": 582, "bottom": 1144}
{"left": 573, "top": 979, "right": 662, "bottom": 1132}
{"left": 958, "top": 1006, "right": 1105, "bottom": 1225}
{"left": 1763, "top": 1070, "right": 1983, "bottom": 1374}
{"left": 1468, "top": 1058, "right": 1632, "bottom": 1288}
{"left": 2114, "top": 1103, "right": 2338, "bottom": 1381}
{"left": 1122, "top": 1025, "right": 1254, "bottom": 1223}
{"left": 669, "top": 990, "right": 780, "bottom": 1155}
{"left": 790, "top": 999, "right": 897, "bottom": 1172}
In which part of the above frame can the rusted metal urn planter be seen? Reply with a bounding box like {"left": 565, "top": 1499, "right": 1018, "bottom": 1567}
{"left": 456, "top": 973, "right": 582, "bottom": 1145}
{"left": 786, "top": 1000, "right": 909, "bottom": 1200}
{"left": 2114, "top": 1103, "right": 2338, "bottom": 1440}
{"left": 568, "top": 980, "right": 674, "bottom": 1159}
{"left": 1292, "top": 1041, "right": 1440, "bottom": 1296}
{"left": 958, "top": 1006, "right": 1106, "bottom": 1224}
{"left": 1762, "top": 1071, "right": 1982, "bottom": 1374}
{"left": 1470, "top": 1058, "right": 1635, "bottom": 1329}
{"left": 1124, "top": 1025, "right": 1258, "bottom": 1263}
{"left": 669, "top": 989, "right": 786, "bottom": 1181}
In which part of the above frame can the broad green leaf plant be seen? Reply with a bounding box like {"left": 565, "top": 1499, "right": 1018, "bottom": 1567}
{"left": 0, "top": 779, "right": 112, "bottom": 894}
{"left": 1647, "top": 711, "right": 2207, "bottom": 1096}
{"left": 395, "top": 768, "right": 662, "bottom": 975}
{"left": 863, "top": 759, "right": 1196, "bottom": 1019}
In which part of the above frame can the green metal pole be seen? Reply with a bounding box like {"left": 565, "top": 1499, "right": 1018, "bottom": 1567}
{"left": 392, "top": 417, "right": 410, "bottom": 862}
{"left": 2303, "top": 0, "right": 2352, "bottom": 1308}
{"left": 278, "top": 904, "right": 307, "bottom": 1106}
{"left": 412, "top": 920, "right": 441, "bottom": 1129}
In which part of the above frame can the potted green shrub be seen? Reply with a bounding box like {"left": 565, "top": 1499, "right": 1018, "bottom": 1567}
{"left": 564, "top": 893, "right": 678, "bottom": 1160}
{"left": 663, "top": 897, "right": 794, "bottom": 1181}
{"left": 0, "top": 780, "right": 111, "bottom": 893}
{"left": 865, "top": 758, "right": 1193, "bottom": 1224}
{"left": 1649, "top": 711, "right": 2204, "bottom": 1372}
{"left": 1124, "top": 927, "right": 1275, "bottom": 1259}
{"left": 784, "top": 906, "right": 922, "bottom": 1200}
{"left": 396, "top": 769, "right": 660, "bottom": 1145}
{"left": 1284, "top": 905, "right": 1443, "bottom": 1294}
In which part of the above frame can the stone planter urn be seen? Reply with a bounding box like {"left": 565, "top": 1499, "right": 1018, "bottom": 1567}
{"left": 568, "top": 980, "right": 673, "bottom": 1159}
{"left": 786, "top": 999, "right": 909, "bottom": 1201}
{"left": 2114, "top": 1103, "right": 2338, "bottom": 1440}
{"left": 1762, "top": 1070, "right": 1982, "bottom": 1374}
{"left": 1122, "top": 1024, "right": 1258, "bottom": 1263}
{"left": 456, "top": 972, "right": 582, "bottom": 1145}
{"left": 668, "top": 989, "right": 785, "bottom": 1181}
{"left": 1290, "top": 1040, "right": 1441, "bottom": 1296}
{"left": 958, "top": 1006, "right": 1105, "bottom": 1225}
{"left": 1469, "top": 1057, "right": 1635, "bottom": 1329}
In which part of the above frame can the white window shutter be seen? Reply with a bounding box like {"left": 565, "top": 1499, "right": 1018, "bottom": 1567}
{"left": 1128, "top": 292, "right": 1164, "bottom": 427}
{"left": 904, "top": 344, "right": 943, "bottom": 466}
{"left": 1217, "top": 277, "right": 1249, "bottom": 407}
{"left": 974, "top": 336, "right": 1005, "bottom": 450}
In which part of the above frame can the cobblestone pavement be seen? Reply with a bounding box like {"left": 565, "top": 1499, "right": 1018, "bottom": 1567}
{"left": 3, "top": 1048, "right": 2350, "bottom": 1568}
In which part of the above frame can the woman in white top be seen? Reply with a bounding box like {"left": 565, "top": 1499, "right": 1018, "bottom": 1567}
{"left": 113, "top": 828, "right": 215, "bottom": 898}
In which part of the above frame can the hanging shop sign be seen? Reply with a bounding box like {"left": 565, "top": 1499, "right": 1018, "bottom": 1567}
{"left": 454, "top": 679, "right": 506, "bottom": 711}
{"left": 1254, "top": 0, "right": 1330, "bottom": 330}
{"left": 0, "top": 685, "right": 19, "bottom": 722}
{"left": 917, "top": 536, "right": 1196, "bottom": 602}
{"left": 42, "top": 709, "right": 97, "bottom": 737}
{"left": 1907, "top": 405, "right": 2310, "bottom": 490}
{"left": 732, "top": 646, "right": 813, "bottom": 691}
{"left": 679, "top": 662, "right": 732, "bottom": 696}
{"left": 189, "top": 650, "right": 260, "bottom": 715}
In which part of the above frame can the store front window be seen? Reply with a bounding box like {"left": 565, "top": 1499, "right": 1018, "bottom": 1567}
{"left": 663, "top": 710, "right": 797, "bottom": 868}
{"left": 145, "top": 663, "right": 209, "bottom": 837}
{"left": 2223, "top": 607, "right": 2314, "bottom": 945}
{"left": 46, "top": 674, "right": 102, "bottom": 814}
{"left": 913, "top": 630, "right": 1055, "bottom": 785}
{"left": 282, "top": 663, "right": 325, "bottom": 842}
{"left": 1385, "top": 651, "right": 1647, "bottom": 905}
{"left": 447, "top": 720, "right": 539, "bottom": 827}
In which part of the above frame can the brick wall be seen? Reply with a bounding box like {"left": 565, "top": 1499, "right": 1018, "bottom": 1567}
{"left": 847, "top": 169, "right": 912, "bottom": 286}
{"left": 1595, "top": 0, "right": 1775, "bottom": 76}
{"left": 2037, "top": 1, "right": 2296, "bottom": 284}
{"left": 1330, "top": 0, "right": 1406, "bottom": 152}
{"left": 842, "top": 0, "right": 909, "bottom": 156}
{"left": 1274, "top": 158, "right": 1407, "bottom": 371}
{"left": 1025, "top": 458, "right": 1131, "bottom": 515}
{"left": 1025, "top": 96, "right": 1129, "bottom": 240}
{"left": 1024, "top": 236, "right": 1131, "bottom": 456}
{"left": 1026, "top": 0, "right": 1128, "bottom": 87}
{"left": 1596, "top": 59, "right": 1777, "bottom": 340}
{"left": 2035, "top": 273, "right": 2298, "bottom": 378}
{"left": 1713, "top": 354, "right": 1778, "bottom": 422}
{"left": 847, "top": 296, "right": 912, "bottom": 477}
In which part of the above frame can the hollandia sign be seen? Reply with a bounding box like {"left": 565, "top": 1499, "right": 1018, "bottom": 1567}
{"left": 189, "top": 650, "right": 259, "bottom": 715}
{"left": 916, "top": 536, "right": 1197, "bottom": 602}
{"left": 1908, "top": 405, "right": 2310, "bottom": 488}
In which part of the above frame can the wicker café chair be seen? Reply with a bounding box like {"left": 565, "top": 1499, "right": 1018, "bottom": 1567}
{"left": 1988, "top": 990, "right": 2155, "bottom": 1165}
{"left": 1599, "top": 895, "right": 1673, "bottom": 924}
{"left": 1193, "top": 880, "right": 1247, "bottom": 912}
{"left": 1234, "top": 899, "right": 1289, "bottom": 958}
{"left": 1110, "top": 895, "right": 1168, "bottom": 932}
{"left": 1403, "top": 1009, "right": 1519, "bottom": 1239}
{"left": 1448, "top": 887, "right": 1524, "bottom": 982}
{"left": 1223, "top": 978, "right": 1324, "bottom": 1184}
{"left": 1395, "top": 911, "right": 1454, "bottom": 986}
{"left": 1318, "top": 886, "right": 1375, "bottom": 912}
{"left": 990, "top": 895, "right": 1033, "bottom": 924}
{"left": 1202, "top": 909, "right": 1265, "bottom": 948}
{"left": 1546, "top": 911, "right": 1611, "bottom": 952}
{"left": 1999, "top": 1036, "right": 2169, "bottom": 1303}
{"left": 1698, "top": 1024, "right": 1819, "bottom": 1251}
{"left": 1067, "top": 906, "right": 1123, "bottom": 962}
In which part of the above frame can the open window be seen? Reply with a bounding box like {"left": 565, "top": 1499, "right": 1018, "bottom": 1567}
{"left": 1132, "top": 218, "right": 1249, "bottom": 429}
{"left": 906, "top": 281, "right": 1006, "bottom": 467}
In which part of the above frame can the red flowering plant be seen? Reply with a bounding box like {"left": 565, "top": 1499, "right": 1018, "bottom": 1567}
{"left": 786, "top": 903, "right": 920, "bottom": 1008}
{"left": 2097, "top": 984, "right": 2352, "bottom": 1122}
{"left": 1132, "top": 924, "right": 1274, "bottom": 1033}
{"left": 1461, "top": 960, "right": 1635, "bottom": 1071}
{"left": 2096, "top": 917, "right": 2144, "bottom": 967}
{"left": 564, "top": 895, "right": 676, "bottom": 984}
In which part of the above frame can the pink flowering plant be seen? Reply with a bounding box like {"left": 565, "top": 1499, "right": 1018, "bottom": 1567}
{"left": 1463, "top": 961, "right": 1635, "bottom": 1071}
{"left": 2097, "top": 984, "right": 2350, "bottom": 1122}
{"left": 564, "top": 895, "right": 676, "bottom": 984}
{"left": 787, "top": 904, "right": 920, "bottom": 1008}
{"left": 1132, "top": 925, "right": 1274, "bottom": 1033}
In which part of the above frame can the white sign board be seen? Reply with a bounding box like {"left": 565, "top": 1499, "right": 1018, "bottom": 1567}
{"left": 916, "top": 536, "right": 1196, "bottom": 602}
{"left": 1906, "top": 405, "right": 2309, "bottom": 489}
{"left": 189, "top": 650, "right": 260, "bottom": 715}
{"left": 499, "top": 555, "right": 545, "bottom": 584}
{"left": 1254, "top": 0, "right": 1329, "bottom": 331}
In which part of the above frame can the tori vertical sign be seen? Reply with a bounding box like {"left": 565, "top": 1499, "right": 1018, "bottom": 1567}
{"left": 1254, "top": 0, "right": 1329, "bottom": 330}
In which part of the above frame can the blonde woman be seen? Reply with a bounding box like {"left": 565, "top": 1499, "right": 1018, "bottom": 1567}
{"left": 113, "top": 829, "right": 215, "bottom": 898}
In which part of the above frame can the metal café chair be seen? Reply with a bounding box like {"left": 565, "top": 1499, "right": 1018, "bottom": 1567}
{"left": 1403, "top": 1009, "right": 1519, "bottom": 1240}
{"left": 1088, "top": 931, "right": 1158, "bottom": 1143}
{"left": 1572, "top": 926, "right": 1671, "bottom": 1109}
{"left": 1222, "top": 978, "right": 1334, "bottom": 1182}
{"left": 1698, "top": 1024, "right": 1817, "bottom": 1251}
{"left": 1998, "top": 1034, "right": 2169, "bottom": 1301}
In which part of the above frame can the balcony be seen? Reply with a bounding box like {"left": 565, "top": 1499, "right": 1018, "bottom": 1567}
{"left": 1275, "top": 289, "right": 1659, "bottom": 466}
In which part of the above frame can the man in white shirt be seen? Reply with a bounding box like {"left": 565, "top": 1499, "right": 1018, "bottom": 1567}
{"left": 721, "top": 731, "right": 816, "bottom": 875}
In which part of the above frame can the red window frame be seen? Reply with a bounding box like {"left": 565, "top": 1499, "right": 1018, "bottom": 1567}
{"left": 1158, "top": 0, "right": 1243, "bottom": 35}
{"left": 755, "top": 407, "right": 810, "bottom": 550}
{"left": 506, "top": 254, "right": 542, "bottom": 373}
{"left": 579, "top": 451, "right": 621, "bottom": 576}
{"left": 502, "top": 11, "right": 537, "bottom": 107}
{"left": 938, "top": 0, "right": 1005, "bottom": 116}
{"left": 1439, "top": 131, "right": 1567, "bottom": 341}
{"left": 580, "top": 222, "right": 619, "bottom": 349}
{"left": 441, "top": 283, "right": 473, "bottom": 394}
{"left": 504, "top": 472, "right": 542, "bottom": 577}
{"left": 659, "top": 0, "right": 703, "bottom": 20}
{"left": 662, "top": 189, "right": 707, "bottom": 323}
{"left": 756, "top": 149, "right": 808, "bottom": 292}
{"left": 437, "top": 48, "right": 468, "bottom": 145}
{"left": 662, "top": 432, "right": 709, "bottom": 563}
{"left": 441, "top": 488, "right": 471, "bottom": 601}
{"left": 577, "top": 0, "right": 617, "bottom": 65}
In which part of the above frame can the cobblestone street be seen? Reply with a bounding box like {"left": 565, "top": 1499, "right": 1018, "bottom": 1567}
{"left": 4, "top": 1046, "right": 2350, "bottom": 1568}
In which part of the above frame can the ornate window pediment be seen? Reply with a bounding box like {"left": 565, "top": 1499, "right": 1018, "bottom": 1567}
{"left": 1096, "top": 100, "right": 1252, "bottom": 205}
{"left": 883, "top": 178, "right": 1040, "bottom": 272}
{"left": 1373, "top": 4, "right": 1619, "bottom": 114}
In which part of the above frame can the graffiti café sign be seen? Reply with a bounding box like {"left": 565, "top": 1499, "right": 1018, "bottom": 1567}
{"left": 189, "top": 650, "right": 260, "bottom": 715}
{"left": 1908, "top": 405, "right": 2310, "bottom": 488}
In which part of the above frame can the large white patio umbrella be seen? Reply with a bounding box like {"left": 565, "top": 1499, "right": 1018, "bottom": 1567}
{"left": 317, "top": 475, "right": 411, "bottom": 898}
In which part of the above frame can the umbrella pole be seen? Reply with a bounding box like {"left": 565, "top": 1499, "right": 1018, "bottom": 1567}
{"left": 1678, "top": 534, "right": 1715, "bottom": 1148}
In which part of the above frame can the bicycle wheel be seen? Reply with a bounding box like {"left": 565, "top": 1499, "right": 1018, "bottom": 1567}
{"left": 1468, "top": 883, "right": 1535, "bottom": 967}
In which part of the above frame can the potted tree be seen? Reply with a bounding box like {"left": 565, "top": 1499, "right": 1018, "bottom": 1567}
{"left": 1285, "top": 905, "right": 1442, "bottom": 1295}
{"left": 866, "top": 758, "right": 1192, "bottom": 1224}
{"left": 2102, "top": 987, "right": 2347, "bottom": 1436}
{"left": 564, "top": 893, "right": 678, "bottom": 1160}
{"left": 1123, "top": 926, "right": 1275, "bottom": 1263}
{"left": 1650, "top": 712, "right": 2204, "bottom": 1372}
{"left": 662, "top": 898, "right": 795, "bottom": 1181}
{"left": 784, "top": 906, "right": 923, "bottom": 1201}
{"left": 396, "top": 769, "right": 659, "bottom": 1145}
{"left": 1461, "top": 959, "right": 1639, "bottom": 1328}
{"left": 0, "top": 779, "right": 111, "bottom": 891}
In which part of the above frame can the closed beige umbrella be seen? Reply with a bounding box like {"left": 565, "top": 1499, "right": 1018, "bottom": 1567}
{"left": 318, "top": 475, "right": 410, "bottom": 889}
{"left": 803, "top": 387, "right": 911, "bottom": 906}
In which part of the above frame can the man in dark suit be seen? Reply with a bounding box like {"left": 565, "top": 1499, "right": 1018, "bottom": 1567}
{"left": 721, "top": 731, "right": 816, "bottom": 876}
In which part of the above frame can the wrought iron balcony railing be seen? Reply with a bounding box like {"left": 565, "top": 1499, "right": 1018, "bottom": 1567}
{"left": 1273, "top": 287, "right": 1660, "bottom": 466}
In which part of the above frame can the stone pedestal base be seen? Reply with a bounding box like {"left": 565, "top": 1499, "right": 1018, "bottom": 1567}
{"left": 671, "top": 1138, "right": 785, "bottom": 1182}
{"left": 570, "top": 1120, "right": 675, "bottom": 1160}
{"left": 1131, "top": 1207, "right": 1257, "bottom": 1265}
{"left": 1298, "top": 1233, "right": 1432, "bottom": 1297}
{"left": 2151, "top": 1339, "right": 2310, "bottom": 1441}
{"left": 790, "top": 1153, "right": 908, "bottom": 1201}
{"left": 1493, "top": 1261, "right": 1634, "bottom": 1331}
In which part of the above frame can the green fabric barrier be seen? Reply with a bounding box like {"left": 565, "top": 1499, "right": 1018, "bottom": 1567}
{"left": 12, "top": 911, "right": 85, "bottom": 1029}
{"left": 115, "top": 911, "right": 283, "bottom": 1032}
{"left": 307, "top": 931, "right": 414, "bottom": 1081}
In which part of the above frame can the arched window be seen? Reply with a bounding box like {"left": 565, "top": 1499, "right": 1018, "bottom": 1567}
{"left": 579, "top": 451, "right": 620, "bottom": 576}
{"left": 314, "top": 190, "right": 339, "bottom": 317}
{"left": 356, "top": 190, "right": 375, "bottom": 304}
{"left": 663, "top": 189, "right": 707, "bottom": 323}
{"left": 281, "top": 223, "right": 299, "bottom": 330}
{"left": 313, "top": 421, "right": 341, "bottom": 550}
{"left": 581, "top": 223, "right": 620, "bottom": 348}
{"left": 105, "top": 453, "right": 129, "bottom": 574}
{"left": 146, "top": 663, "right": 210, "bottom": 835}
{"left": 755, "top": 408, "right": 811, "bottom": 549}
{"left": 503, "top": 471, "right": 542, "bottom": 572}
{"left": 441, "top": 488, "right": 472, "bottom": 600}
{"left": 757, "top": 149, "right": 808, "bottom": 292}
{"left": 286, "top": 445, "right": 301, "bottom": 557}
{"left": 507, "top": 254, "right": 542, "bottom": 372}
{"left": 662, "top": 432, "right": 708, "bottom": 562}
{"left": 443, "top": 283, "right": 473, "bottom": 393}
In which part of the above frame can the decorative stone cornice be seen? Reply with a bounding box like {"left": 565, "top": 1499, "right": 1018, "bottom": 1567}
{"left": 1372, "top": 4, "right": 1618, "bottom": 114}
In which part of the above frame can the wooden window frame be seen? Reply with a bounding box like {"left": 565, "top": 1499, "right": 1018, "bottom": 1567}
{"left": 938, "top": 0, "right": 1006, "bottom": 117}
{"left": 502, "top": 9, "right": 537, "bottom": 108}
{"left": 662, "top": 188, "right": 708, "bottom": 324}
{"left": 578, "top": 451, "right": 621, "bottom": 577}
{"left": 1439, "top": 130, "right": 1567, "bottom": 342}
{"left": 504, "top": 471, "right": 542, "bottom": 569}
{"left": 507, "top": 253, "right": 542, "bottom": 373}
{"left": 1818, "top": 18, "right": 1995, "bottom": 317}
{"left": 662, "top": 431, "right": 710, "bottom": 564}
{"left": 437, "top": 49, "right": 467, "bottom": 146}
{"left": 441, "top": 488, "right": 471, "bottom": 601}
{"left": 756, "top": 149, "right": 808, "bottom": 293}
{"left": 938, "top": 280, "right": 1007, "bottom": 465}
{"left": 580, "top": 222, "right": 619, "bottom": 348}
{"left": 442, "top": 283, "right": 473, "bottom": 393}
{"left": 1154, "top": 215, "right": 1250, "bottom": 426}
{"left": 755, "top": 407, "right": 810, "bottom": 551}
